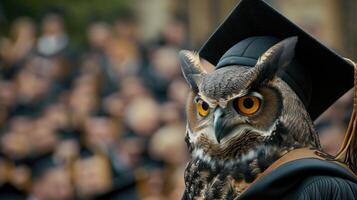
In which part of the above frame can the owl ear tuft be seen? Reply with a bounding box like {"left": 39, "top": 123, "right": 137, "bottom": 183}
{"left": 179, "top": 50, "right": 206, "bottom": 92}
{"left": 253, "top": 36, "right": 298, "bottom": 84}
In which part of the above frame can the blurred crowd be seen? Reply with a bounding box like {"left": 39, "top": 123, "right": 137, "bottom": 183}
{"left": 0, "top": 7, "right": 353, "bottom": 200}
{"left": 0, "top": 12, "right": 189, "bottom": 200}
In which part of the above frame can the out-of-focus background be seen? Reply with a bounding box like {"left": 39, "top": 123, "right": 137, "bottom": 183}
{"left": 0, "top": 0, "right": 356, "bottom": 199}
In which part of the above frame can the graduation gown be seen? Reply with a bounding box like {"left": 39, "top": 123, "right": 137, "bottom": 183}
{"left": 239, "top": 148, "right": 357, "bottom": 200}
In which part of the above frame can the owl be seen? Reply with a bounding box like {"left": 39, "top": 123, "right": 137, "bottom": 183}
{"left": 180, "top": 37, "right": 321, "bottom": 199}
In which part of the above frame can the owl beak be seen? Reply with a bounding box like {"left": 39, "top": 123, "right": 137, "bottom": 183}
{"left": 214, "top": 108, "right": 225, "bottom": 143}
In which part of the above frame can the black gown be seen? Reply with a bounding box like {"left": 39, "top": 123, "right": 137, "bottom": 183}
{"left": 239, "top": 158, "right": 357, "bottom": 200}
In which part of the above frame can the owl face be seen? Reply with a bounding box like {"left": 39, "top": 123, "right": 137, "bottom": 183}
{"left": 180, "top": 37, "right": 320, "bottom": 163}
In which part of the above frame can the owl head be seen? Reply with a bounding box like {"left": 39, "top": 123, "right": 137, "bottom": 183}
{"left": 180, "top": 37, "right": 321, "bottom": 163}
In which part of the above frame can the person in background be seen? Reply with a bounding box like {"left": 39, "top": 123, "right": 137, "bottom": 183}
{"left": 37, "top": 12, "right": 68, "bottom": 57}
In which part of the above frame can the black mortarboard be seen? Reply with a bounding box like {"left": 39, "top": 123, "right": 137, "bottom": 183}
{"left": 199, "top": 0, "right": 354, "bottom": 120}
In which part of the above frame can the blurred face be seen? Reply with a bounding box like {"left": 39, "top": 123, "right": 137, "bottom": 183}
{"left": 0, "top": 81, "right": 17, "bottom": 108}
{"left": 1, "top": 131, "right": 30, "bottom": 159}
{"left": 162, "top": 20, "right": 186, "bottom": 46}
{"left": 103, "top": 92, "right": 125, "bottom": 119}
{"left": 10, "top": 17, "right": 36, "bottom": 42}
{"left": 114, "top": 19, "right": 137, "bottom": 39}
{"left": 120, "top": 77, "right": 148, "bottom": 101}
{"left": 10, "top": 116, "right": 34, "bottom": 134}
{"left": 9, "top": 165, "right": 31, "bottom": 190}
{"left": 167, "top": 78, "right": 189, "bottom": 108}
{"left": 152, "top": 47, "right": 181, "bottom": 80}
{"left": 73, "top": 156, "right": 112, "bottom": 198}
{"left": 42, "top": 15, "right": 64, "bottom": 35}
{"left": 168, "top": 168, "right": 186, "bottom": 200}
{"left": 55, "top": 140, "right": 80, "bottom": 165}
{"left": 43, "top": 168, "right": 74, "bottom": 200}
{"left": 16, "top": 59, "right": 52, "bottom": 100}
{"left": 69, "top": 75, "right": 99, "bottom": 126}
{"left": 84, "top": 116, "right": 119, "bottom": 150}
{"left": 144, "top": 169, "right": 164, "bottom": 197}
{"left": 31, "top": 119, "right": 58, "bottom": 154}
{"left": 0, "top": 159, "right": 10, "bottom": 185}
{"left": 149, "top": 124, "right": 188, "bottom": 165}
{"left": 88, "top": 22, "right": 112, "bottom": 49}
{"left": 117, "top": 137, "right": 144, "bottom": 167}
{"left": 160, "top": 102, "right": 181, "bottom": 124}
{"left": 125, "top": 97, "right": 160, "bottom": 136}
{"left": 318, "top": 122, "right": 345, "bottom": 155}
{"left": 43, "top": 103, "right": 69, "bottom": 130}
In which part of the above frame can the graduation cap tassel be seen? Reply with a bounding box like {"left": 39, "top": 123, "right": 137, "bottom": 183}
{"left": 335, "top": 58, "right": 357, "bottom": 174}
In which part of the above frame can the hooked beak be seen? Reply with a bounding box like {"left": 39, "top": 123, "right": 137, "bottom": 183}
{"left": 214, "top": 108, "right": 225, "bottom": 143}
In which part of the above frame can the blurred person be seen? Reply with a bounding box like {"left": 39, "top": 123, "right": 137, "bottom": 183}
{"left": 105, "top": 36, "right": 141, "bottom": 79}
{"left": 7, "top": 162, "right": 31, "bottom": 192}
{"left": 119, "top": 75, "right": 150, "bottom": 102}
{"left": 72, "top": 151, "right": 113, "bottom": 199}
{"left": 315, "top": 90, "right": 353, "bottom": 155}
{"left": 1, "top": 117, "right": 33, "bottom": 161}
{"left": 68, "top": 73, "right": 99, "bottom": 128}
{"left": 42, "top": 102, "right": 70, "bottom": 131}
{"left": 156, "top": 18, "right": 188, "bottom": 48}
{"left": 50, "top": 56, "right": 73, "bottom": 92}
{"left": 87, "top": 21, "right": 112, "bottom": 52}
{"left": 114, "top": 136, "right": 145, "bottom": 171}
{"left": 85, "top": 21, "right": 118, "bottom": 95}
{"left": 79, "top": 54, "right": 117, "bottom": 96}
{"left": 1, "top": 130, "right": 31, "bottom": 160}
{"left": 29, "top": 155, "right": 74, "bottom": 200}
{"left": 140, "top": 46, "right": 181, "bottom": 100}
{"left": 0, "top": 17, "right": 36, "bottom": 78}
{"left": 0, "top": 106, "right": 9, "bottom": 129}
{"left": 159, "top": 102, "right": 182, "bottom": 124}
{"left": 317, "top": 120, "right": 346, "bottom": 155}
{"left": 105, "top": 13, "right": 145, "bottom": 80}
{"left": 0, "top": 80, "right": 17, "bottom": 110}
{"left": 79, "top": 54, "right": 103, "bottom": 75}
{"left": 0, "top": 157, "right": 10, "bottom": 188}
{"left": 148, "top": 124, "right": 188, "bottom": 198}
{"left": 53, "top": 129, "right": 80, "bottom": 166}
{"left": 149, "top": 123, "right": 187, "bottom": 167}
{"left": 14, "top": 57, "right": 54, "bottom": 115}
{"left": 37, "top": 12, "right": 69, "bottom": 57}
{"left": 113, "top": 12, "right": 139, "bottom": 42}
{"left": 167, "top": 167, "right": 186, "bottom": 200}
{"left": 124, "top": 96, "right": 160, "bottom": 137}
{"left": 136, "top": 167, "right": 165, "bottom": 200}
{"left": 102, "top": 91, "right": 125, "bottom": 120}
{"left": 30, "top": 117, "right": 58, "bottom": 156}
{"left": 151, "top": 47, "right": 181, "bottom": 80}
{"left": 0, "top": 157, "right": 27, "bottom": 199}
{"left": 167, "top": 78, "right": 189, "bottom": 109}
{"left": 83, "top": 112, "right": 121, "bottom": 153}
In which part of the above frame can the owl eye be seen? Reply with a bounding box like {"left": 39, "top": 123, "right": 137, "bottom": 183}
{"left": 196, "top": 99, "right": 210, "bottom": 117}
{"left": 234, "top": 94, "right": 262, "bottom": 115}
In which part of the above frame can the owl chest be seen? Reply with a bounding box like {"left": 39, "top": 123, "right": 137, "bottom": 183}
{"left": 183, "top": 159, "right": 255, "bottom": 200}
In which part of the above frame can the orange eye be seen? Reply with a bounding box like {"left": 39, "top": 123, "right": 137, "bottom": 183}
{"left": 196, "top": 99, "right": 210, "bottom": 117}
{"left": 235, "top": 95, "right": 261, "bottom": 115}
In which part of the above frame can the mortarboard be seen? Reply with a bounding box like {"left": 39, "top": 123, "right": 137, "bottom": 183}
{"left": 199, "top": 0, "right": 354, "bottom": 120}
